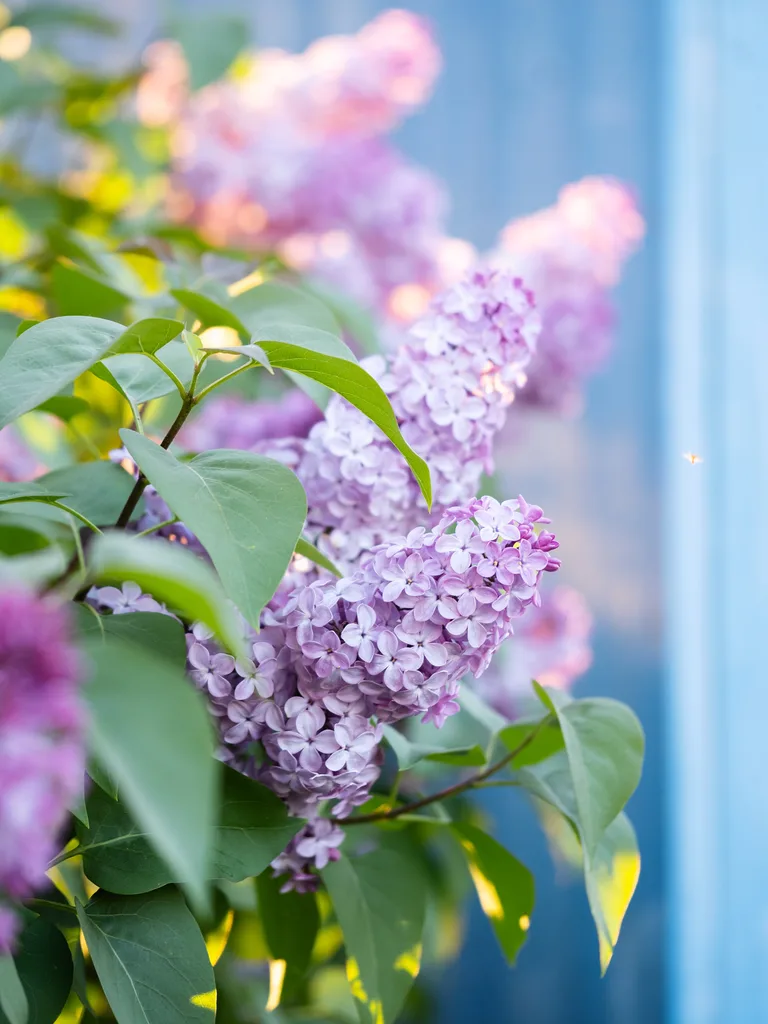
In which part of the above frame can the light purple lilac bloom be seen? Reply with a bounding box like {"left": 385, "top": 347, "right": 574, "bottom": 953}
{"left": 0, "top": 589, "right": 84, "bottom": 950}
{"left": 284, "top": 267, "right": 540, "bottom": 567}
{"left": 489, "top": 177, "right": 644, "bottom": 416}
{"left": 170, "top": 495, "right": 557, "bottom": 889}
{"left": 180, "top": 390, "right": 322, "bottom": 453}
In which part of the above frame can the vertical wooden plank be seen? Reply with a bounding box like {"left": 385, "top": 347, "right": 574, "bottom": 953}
{"left": 665, "top": 0, "right": 768, "bottom": 1021}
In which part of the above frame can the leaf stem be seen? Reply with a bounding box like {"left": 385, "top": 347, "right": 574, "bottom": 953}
{"left": 343, "top": 715, "right": 553, "bottom": 826}
{"left": 114, "top": 361, "right": 203, "bottom": 529}
{"left": 50, "top": 502, "right": 102, "bottom": 534}
{"left": 145, "top": 352, "right": 186, "bottom": 400}
{"left": 193, "top": 361, "right": 254, "bottom": 404}
{"left": 134, "top": 516, "right": 179, "bottom": 538}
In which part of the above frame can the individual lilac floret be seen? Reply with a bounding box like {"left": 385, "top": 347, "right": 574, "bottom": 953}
{"left": 271, "top": 817, "right": 346, "bottom": 893}
{"left": 489, "top": 177, "right": 644, "bottom": 415}
{"left": 289, "top": 267, "right": 540, "bottom": 564}
{"left": 473, "top": 585, "right": 593, "bottom": 720}
{"left": 0, "top": 589, "right": 84, "bottom": 949}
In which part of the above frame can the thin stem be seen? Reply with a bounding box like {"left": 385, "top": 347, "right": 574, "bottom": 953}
{"left": 50, "top": 502, "right": 102, "bottom": 534}
{"left": 48, "top": 847, "right": 80, "bottom": 869}
{"left": 146, "top": 352, "right": 186, "bottom": 400}
{"left": 343, "top": 715, "right": 552, "bottom": 826}
{"left": 114, "top": 361, "right": 202, "bottom": 529}
{"left": 134, "top": 516, "right": 179, "bottom": 538}
{"left": 193, "top": 361, "right": 254, "bottom": 404}
{"left": 471, "top": 779, "right": 522, "bottom": 790}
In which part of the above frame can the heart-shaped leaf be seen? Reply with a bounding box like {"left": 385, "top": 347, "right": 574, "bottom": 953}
{"left": 120, "top": 432, "right": 307, "bottom": 629}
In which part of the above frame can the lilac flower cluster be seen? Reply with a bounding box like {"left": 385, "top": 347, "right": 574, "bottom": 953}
{"left": 163, "top": 495, "right": 557, "bottom": 888}
{"left": 489, "top": 177, "right": 644, "bottom": 415}
{"left": 473, "top": 585, "right": 592, "bottom": 719}
{"left": 154, "top": 12, "right": 448, "bottom": 313}
{"left": 181, "top": 389, "right": 321, "bottom": 454}
{"left": 0, "top": 589, "right": 83, "bottom": 950}
{"left": 292, "top": 268, "right": 540, "bottom": 564}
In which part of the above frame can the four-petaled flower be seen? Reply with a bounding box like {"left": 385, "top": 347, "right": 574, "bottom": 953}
{"left": 370, "top": 630, "right": 423, "bottom": 689}
{"left": 341, "top": 605, "right": 378, "bottom": 662}
{"left": 301, "top": 630, "right": 352, "bottom": 678}
{"left": 188, "top": 643, "right": 234, "bottom": 698}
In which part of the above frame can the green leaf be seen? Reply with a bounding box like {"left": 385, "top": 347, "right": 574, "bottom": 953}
{"left": 0, "top": 957, "right": 27, "bottom": 1024}
{"left": 171, "top": 288, "right": 249, "bottom": 336}
{"left": 120, "top": 432, "right": 307, "bottom": 629}
{"left": 35, "top": 461, "right": 140, "bottom": 526}
{"left": 76, "top": 768, "right": 301, "bottom": 894}
{"left": 451, "top": 823, "right": 534, "bottom": 965}
{"left": 76, "top": 888, "right": 216, "bottom": 1023}
{"left": 231, "top": 281, "right": 341, "bottom": 336}
{"left": 0, "top": 917, "right": 73, "bottom": 1024}
{"left": 171, "top": 15, "right": 248, "bottom": 91}
{"left": 32, "top": 396, "right": 90, "bottom": 422}
{"left": 584, "top": 812, "right": 641, "bottom": 974}
{"left": 258, "top": 340, "right": 431, "bottom": 509}
{"left": 322, "top": 849, "right": 426, "bottom": 1024}
{"left": 498, "top": 715, "right": 565, "bottom": 768}
{"left": 82, "top": 636, "right": 218, "bottom": 908}
{"left": 533, "top": 687, "right": 644, "bottom": 860}
{"left": 88, "top": 532, "right": 246, "bottom": 657}
{"left": 93, "top": 341, "right": 194, "bottom": 406}
{"left": 0, "top": 316, "right": 124, "bottom": 429}
{"left": 306, "top": 283, "right": 380, "bottom": 355}
{"left": 51, "top": 262, "right": 130, "bottom": 318}
{"left": 382, "top": 725, "right": 485, "bottom": 772}
{"left": 0, "top": 548, "right": 67, "bottom": 586}
{"left": 213, "top": 767, "right": 303, "bottom": 882}
{"left": 257, "top": 872, "right": 319, "bottom": 1000}
{"left": 0, "top": 520, "right": 51, "bottom": 556}
{"left": 204, "top": 344, "right": 273, "bottom": 372}
{"left": 0, "top": 482, "right": 68, "bottom": 506}
{"left": 295, "top": 537, "right": 341, "bottom": 577}
{"left": 75, "top": 609, "right": 187, "bottom": 667}
{"left": 111, "top": 318, "right": 185, "bottom": 355}
{"left": 519, "top": 754, "right": 640, "bottom": 972}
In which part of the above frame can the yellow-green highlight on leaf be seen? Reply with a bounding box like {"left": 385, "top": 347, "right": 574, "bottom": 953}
{"left": 585, "top": 812, "right": 641, "bottom": 974}
{"left": 265, "top": 960, "right": 287, "bottom": 1012}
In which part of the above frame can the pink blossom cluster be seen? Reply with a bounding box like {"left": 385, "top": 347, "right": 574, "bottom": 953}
{"left": 473, "top": 585, "right": 593, "bottom": 719}
{"left": 153, "top": 11, "right": 448, "bottom": 312}
{"left": 0, "top": 589, "right": 83, "bottom": 949}
{"left": 287, "top": 268, "right": 540, "bottom": 564}
{"left": 488, "top": 177, "right": 645, "bottom": 415}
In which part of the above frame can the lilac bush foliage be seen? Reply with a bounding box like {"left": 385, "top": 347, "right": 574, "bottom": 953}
{"left": 0, "top": 588, "right": 83, "bottom": 949}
